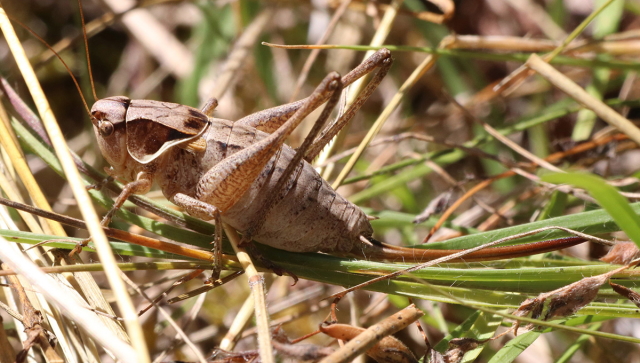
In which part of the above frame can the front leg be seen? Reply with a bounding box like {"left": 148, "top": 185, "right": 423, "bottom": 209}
{"left": 101, "top": 171, "right": 153, "bottom": 227}
{"left": 72, "top": 171, "right": 153, "bottom": 255}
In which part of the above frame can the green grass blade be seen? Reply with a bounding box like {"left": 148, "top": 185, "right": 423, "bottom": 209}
{"left": 542, "top": 172, "right": 640, "bottom": 246}
{"left": 488, "top": 332, "right": 542, "bottom": 363}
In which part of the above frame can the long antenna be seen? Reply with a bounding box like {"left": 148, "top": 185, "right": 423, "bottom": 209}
{"left": 77, "top": 0, "right": 98, "bottom": 102}
{"left": 9, "top": 16, "right": 94, "bottom": 118}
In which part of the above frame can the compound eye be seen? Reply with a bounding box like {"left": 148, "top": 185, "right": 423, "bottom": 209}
{"left": 98, "top": 121, "right": 114, "bottom": 137}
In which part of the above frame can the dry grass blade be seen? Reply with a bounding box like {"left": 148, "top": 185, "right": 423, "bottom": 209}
{"left": 319, "top": 304, "right": 423, "bottom": 363}
{"left": 0, "top": 59, "right": 63, "bottom": 237}
{"left": 0, "top": 236, "right": 136, "bottom": 362}
{"left": 0, "top": 7, "right": 148, "bottom": 361}
{"left": 101, "top": 0, "right": 192, "bottom": 78}
{"left": 344, "top": 0, "right": 401, "bottom": 104}
{"left": 3, "top": 266, "right": 62, "bottom": 362}
{"left": 321, "top": 0, "right": 404, "bottom": 184}
{"left": 446, "top": 35, "right": 559, "bottom": 52}
{"left": 210, "top": 8, "right": 273, "bottom": 100}
{"left": 0, "top": 7, "right": 127, "bottom": 358}
{"left": 218, "top": 295, "right": 255, "bottom": 351}
{"left": 222, "top": 223, "right": 273, "bottom": 363}
{"left": 120, "top": 273, "right": 207, "bottom": 363}
{"left": 333, "top": 52, "right": 436, "bottom": 188}
{"left": 289, "top": 0, "right": 352, "bottom": 101}
{"left": 527, "top": 53, "right": 640, "bottom": 145}
{"left": 5, "top": 0, "right": 640, "bottom": 361}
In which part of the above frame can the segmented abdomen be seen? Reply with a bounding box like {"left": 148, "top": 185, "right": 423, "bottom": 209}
{"left": 220, "top": 124, "right": 373, "bottom": 253}
{"left": 158, "top": 118, "right": 373, "bottom": 253}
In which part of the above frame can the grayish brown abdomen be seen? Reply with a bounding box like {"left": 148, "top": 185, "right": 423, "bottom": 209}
{"left": 222, "top": 137, "right": 373, "bottom": 253}
{"left": 157, "top": 119, "right": 373, "bottom": 253}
